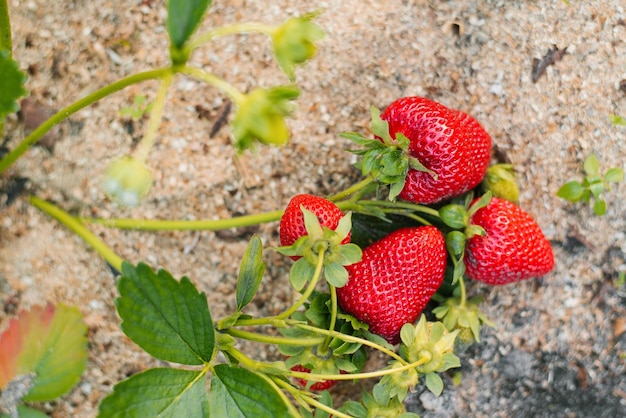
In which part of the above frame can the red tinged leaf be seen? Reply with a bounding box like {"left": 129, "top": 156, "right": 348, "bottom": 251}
{"left": 0, "top": 303, "right": 87, "bottom": 401}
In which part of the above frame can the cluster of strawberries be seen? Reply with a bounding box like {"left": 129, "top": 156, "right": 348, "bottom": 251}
{"left": 279, "top": 96, "right": 554, "bottom": 387}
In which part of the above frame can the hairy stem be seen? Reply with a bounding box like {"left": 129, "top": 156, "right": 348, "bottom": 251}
{"left": 29, "top": 197, "right": 125, "bottom": 271}
{"left": 361, "top": 199, "right": 441, "bottom": 218}
{"left": 133, "top": 73, "right": 173, "bottom": 162}
{"left": 0, "top": 0, "right": 11, "bottom": 54}
{"left": 224, "top": 328, "right": 324, "bottom": 346}
{"left": 187, "top": 22, "right": 275, "bottom": 52}
{"left": 273, "top": 377, "right": 351, "bottom": 418}
{"left": 318, "top": 285, "right": 338, "bottom": 351}
{"left": 81, "top": 209, "right": 283, "bottom": 231}
{"left": 0, "top": 68, "right": 171, "bottom": 174}
{"left": 328, "top": 176, "right": 375, "bottom": 202}
{"left": 292, "top": 322, "right": 406, "bottom": 364}
{"left": 289, "top": 354, "right": 431, "bottom": 382}
{"left": 180, "top": 66, "right": 244, "bottom": 103}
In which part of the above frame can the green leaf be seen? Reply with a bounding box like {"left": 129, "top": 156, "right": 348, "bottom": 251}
{"left": 290, "top": 257, "right": 315, "bottom": 291}
{"left": 16, "top": 405, "right": 49, "bottom": 418}
{"left": 210, "top": 364, "right": 294, "bottom": 418}
{"left": 324, "top": 262, "right": 349, "bottom": 288}
{"left": 116, "top": 262, "right": 215, "bottom": 365}
{"left": 424, "top": 372, "right": 444, "bottom": 396}
{"left": 604, "top": 168, "right": 624, "bottom": 183}
{"left": 557, "top": 181, "right": 585, "bottom": 202}
{"left": 236, "top": 235, "right": 266, "bottom": 311}
{"left": 0, "top": 303, "right": 87, "bottom": 402}
{"left": 99, "top": 368, "right": 208, "bottom": 418}
{"left": 167, "top": 0, "right": 212, "bottom": 49}
{"left": 593, "top": 199, "right": 607, "bottom": 216}
{"left": 583, "top": 154, "right": 599, "bottom": 176}
{"left": 0, "top": 50, "right": 28, "bottom": 119}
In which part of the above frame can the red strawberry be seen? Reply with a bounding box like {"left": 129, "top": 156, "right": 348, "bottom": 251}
{"left": 380, "top": 96, "right": 492, "bottom": 204}
{"left": 464, "top": 197, "right": 554, "bottom": 285}
{"left": 337, "top": 226, "right": 447, "bottom": 344}
{"left": 290, "top": 364, "right": 345, "bottom": 391}
{"left": 279, "top": 194, "right": 350, "bottom": 256}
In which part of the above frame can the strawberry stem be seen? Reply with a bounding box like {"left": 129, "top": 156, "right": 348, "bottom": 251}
{"left": 328, "top": 176, "right": 376, "bottom": 202}
{"left": 80, "top": 210, "right": 284, "bottom": 230}
{"left": 361, "top": 199, "right": 441, "bottom": 218}
{"left": 29, "top": 196, "right": 126, "bottom": 272}
{"left": 318, "top": 284, "right": 338, "bottom": 353}
{"left": 0, "top": 67, "right": 170, "bottom": 174}
{"left": 276, "top": 249, "right": 325, "bottom": 320}
{"left": 224, "top": 328, "right": 325, "bottom": 346}
{"left": 180, "top": 65, "right": 245, "bottom": 104}
{"left": 272, "top": 377, "right": 352, "bottom": 418}
{"left": 186, "top": 22, "right": 276, "bottom": 52}
{"left": 289, "top": 354, "right": 432, "bottom": 382}
{"left": 458, "top": 276, "right": 467, "bottom": 307}
{"left": 292, "top": 322, "right": 406, "bottom": 364}
{"left": 133, "top": 73, "right": 173, "bottom": 163}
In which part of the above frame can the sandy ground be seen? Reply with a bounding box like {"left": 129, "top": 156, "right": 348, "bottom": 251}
{"left": 1, "top": 0, "right": 626, "bottom": 417}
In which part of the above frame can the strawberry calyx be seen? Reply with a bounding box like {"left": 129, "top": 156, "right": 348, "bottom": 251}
{"left": 398, "top": 316, "right": 460, "bottom": 394}
{"left": 482, "top": 163, "right": 520, "bottom": 203}
{"left": 342, "top": 106, "right": 436, "bottom": 201}
{"left": 432, "top": 295, "right": 494, "bottom": 344}
{"left": 277, "top": 208, "right": 362, "bottom": 289}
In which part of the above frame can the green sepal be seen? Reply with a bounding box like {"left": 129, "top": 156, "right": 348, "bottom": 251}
{"left": 424, "top": 372, "right": 444, "bottom": 396}
{"left": 272, "top": 11, "right": 325, "bottom": 80}
{"left": 335, "top": 243, "right": 362, "bottom": 265}
{"left": 231, "top": 85, "right": 300, "bottom": 152}
{"left": 324, "top": 262, "right": 349, "bottom": 288}
{"left": 467, "top": 191, "right": 492, "bottom": 218}
{"left": 290, "top": 257, "right": 315, "bottom": 291}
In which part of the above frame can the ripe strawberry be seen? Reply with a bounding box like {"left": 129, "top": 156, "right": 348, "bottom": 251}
{"left": 464, "top": 197, "right": 554, "bottom": 285}
{"left": 337, "top": 226, "right": 447, "bottom": 344}
{"left": 380, "top": 96, "right": 492, "bottom": 204}
{"left": 290, "top": 364, "right": 345, "bottom": 391}
{"left": 279, "top": 194, "right": 349, "bottom": 253}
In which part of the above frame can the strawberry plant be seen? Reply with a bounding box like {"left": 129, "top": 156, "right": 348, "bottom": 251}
{"left": 0, "top": 0, "right": 560, "bottom": 417}
{"left": 557, "top": 153, "right": 624, "bottom": 216}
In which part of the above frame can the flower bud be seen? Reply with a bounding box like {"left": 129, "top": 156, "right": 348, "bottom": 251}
{"left": 102, "top": 156, "right": 153, "bottom": 206}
